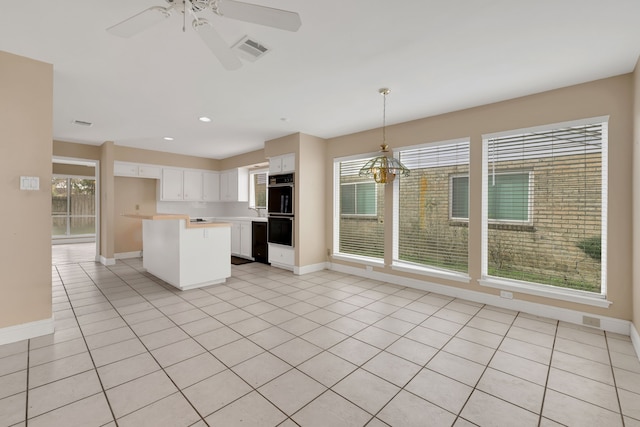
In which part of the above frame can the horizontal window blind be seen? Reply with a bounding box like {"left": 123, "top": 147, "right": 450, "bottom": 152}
{"left": 396, "top": 141, "right": 470, "bottom": 273}
{"left": 337, "top": 157, "right": 384, "bottom": 259}
{"left": 483, "top": 122, "right": 606, "bottom": 294}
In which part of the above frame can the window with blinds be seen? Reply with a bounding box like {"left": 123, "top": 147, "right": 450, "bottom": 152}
{"left": 335, "top": 157, "right": 385, "bottom": 259}
{"left": 250, "top": 170, "right": 267, "bottom": 208}
{"left": 482, "top": 120, "right": 606, "bottom": 294}
{"left": 395, "top": 140, "right": 470, "bottom": 273}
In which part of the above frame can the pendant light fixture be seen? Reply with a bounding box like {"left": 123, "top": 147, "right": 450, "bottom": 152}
{"left": 358, "top": 88, "right": 410, "bottom": 184}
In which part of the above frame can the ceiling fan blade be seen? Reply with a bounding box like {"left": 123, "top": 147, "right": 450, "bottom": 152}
{"left": 107, "top": 6, "right": 172, "bottom": 38}
{"left": 217, "top": 0, "right": 302, "bottom": 32}
{"left": 193, "top": 19, "right": 242, "bottom": 70}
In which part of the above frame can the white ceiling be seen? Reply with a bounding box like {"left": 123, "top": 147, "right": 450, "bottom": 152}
{"left": 1, "top": 0, "right": 639, "bottom": 159}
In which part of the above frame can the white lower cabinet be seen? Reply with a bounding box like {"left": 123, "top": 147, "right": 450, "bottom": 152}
{"left": 268, "top": 244, "right": 294, "bottom": 268}
{"left": 230, "top": 220, "right": 252, "bottom": 258}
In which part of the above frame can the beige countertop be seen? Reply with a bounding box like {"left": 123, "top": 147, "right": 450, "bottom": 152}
{"left": 122, "top": 214, "right": 231, "bottom": 228}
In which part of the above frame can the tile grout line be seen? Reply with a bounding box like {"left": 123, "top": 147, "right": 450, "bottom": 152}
{"left": 535, "top": 318, "right": 559, "bottom": 427}
{"left": 604, "top": 331, "right": 627, "bottom": 427}
{"left": 54, "top": 264, "right": 120, "bottom": 427}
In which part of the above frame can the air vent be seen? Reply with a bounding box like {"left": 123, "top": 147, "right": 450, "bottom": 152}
{"left": 233, "top": 36, "right": 270, "bottom": 62}
{"left": 72, "top": 119, "right": 93, "bottom": 127}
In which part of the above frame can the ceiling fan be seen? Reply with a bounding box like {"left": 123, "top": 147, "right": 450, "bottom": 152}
{"left": 107, "top": 0, "right": 302, "bottom": 70}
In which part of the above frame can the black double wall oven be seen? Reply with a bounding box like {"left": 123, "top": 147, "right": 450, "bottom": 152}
{"left": 267, "top": 173, "right": 294, "bottom": 247}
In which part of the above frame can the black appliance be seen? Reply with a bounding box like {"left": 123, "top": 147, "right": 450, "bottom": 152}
{"left": 252, "top": 221, "right": 268, "bottom": 264}
{"left": 268, "top": 216, "right": 294, "bottom": 247}
{"left": 267, "top": 173, "right": 294, "bottom": 216}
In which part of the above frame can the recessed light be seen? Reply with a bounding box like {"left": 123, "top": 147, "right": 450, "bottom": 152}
{"left": 163, "top": 137, "right": 174, "bottom": 141}
{"left": 199, "top": 116, "right": 212, "bottom": 123}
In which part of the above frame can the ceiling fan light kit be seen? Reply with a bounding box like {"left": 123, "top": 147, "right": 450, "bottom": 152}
{"left": 107, "top": 0, "right": 301, "bottom": 70}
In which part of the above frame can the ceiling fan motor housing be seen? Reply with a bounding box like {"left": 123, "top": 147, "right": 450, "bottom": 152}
{"left": 164, "top": 0, "right": 211, "bottom": 13}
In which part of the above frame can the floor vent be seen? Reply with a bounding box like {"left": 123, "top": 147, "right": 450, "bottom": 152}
{"left": 233, "top": 36, "right": 269, "bottom": 62}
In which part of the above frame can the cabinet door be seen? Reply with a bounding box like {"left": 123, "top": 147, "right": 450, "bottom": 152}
{"left": 114, "top": 162, "right": 138, "bottom": 177}
{"left": 183, "top": 170, "right": 203, "bottom": 201}
{"left": 230, "top": 222, "right": 241, "bottom": 255}
{"left": 269, "top": 158, "right": 283, "bottom": 174}
{"left": 138, "top": 165, "right": 161, "bottom": 179}
{"left": 219, "top": 171, "right": 230, "bottom": 201}
{"left": 161, "top": 169, "right": 183, "bottom": 201}
{"left": 240, "top": 222, "right": 252, "bottom": 258}
{"left": 281, "top": 153, "right": 296, "bottom": 173}
{"left": 203, "top": 172, "right": 220, "bottom": 201}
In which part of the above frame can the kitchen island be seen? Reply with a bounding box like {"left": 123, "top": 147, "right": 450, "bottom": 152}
{"left": 124, "top": 214, "right": 231, "bottom": 291}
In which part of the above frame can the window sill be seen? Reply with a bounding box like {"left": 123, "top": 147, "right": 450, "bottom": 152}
{"left": 479, "top": 277, "right": 611, "bottom": 308}
{"left": 331, "top": 253, "right": 385, "bottom": 267}
{"left": 392, "top": 262, "right": 471, "bottom": 284}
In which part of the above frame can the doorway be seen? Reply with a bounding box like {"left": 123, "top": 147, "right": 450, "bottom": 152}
{"left": 52, "top": 157, "right": 100, "bottom": 263}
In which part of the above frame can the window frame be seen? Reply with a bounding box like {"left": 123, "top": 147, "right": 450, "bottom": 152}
{"left": 248, "top": 168, "right": 268, "bottom": 209}
{"left": 479, "top": 117, "right": 609, "bottom": 306}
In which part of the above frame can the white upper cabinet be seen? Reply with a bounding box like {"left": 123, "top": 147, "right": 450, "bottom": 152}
{"left": 182, "top": 170, "right": 203, "bottom": 201}
{"left": 114, "top": 161, "right": 161, "bottom": 179}
{"left": 161, "top": 168, "right": 185, "bottom": 201}
{"left": 220, "top": 168, "right": 248, "bottom": 202}
{"left": 202, "top": 172, "right": 220, "bottom": 202}
{"left": 269, "top": 153, "right": 295, "bottom": 174}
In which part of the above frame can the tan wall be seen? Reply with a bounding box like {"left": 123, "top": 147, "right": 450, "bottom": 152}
{"left": 53, "top": 140, "right": 100, "bottom": 161}
{"left": 326, "top": 74, "right": 634, "bottom": 320}
{"left": 0, "top": 51, "right": 53, "bottom": 328}
{"left": 297, "top": 134, "right": 327, "bottom": 266}
{"left": 52, "top": 163, "right": 95, "bottom": 176}
{"left": 633, "top": 59, "right": 640, "bottom": 334}
{"left": 100, "top": 142, "right": 115, "bottom": 260}
{"left": 114, "top": 145, "right": 220, "bottom": 170}
{"left": 220, "top": 149, "right": 266, "bottom": 170}
{"left": 265, "top": 133, "right": 300, "bottom": 158}
{"left": 114, "top": 177, "right": 157, "bottom": 253}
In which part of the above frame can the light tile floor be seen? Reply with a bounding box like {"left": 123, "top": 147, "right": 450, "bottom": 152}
{"left": 1, "top": 253, "right": 640, "bottom": 426}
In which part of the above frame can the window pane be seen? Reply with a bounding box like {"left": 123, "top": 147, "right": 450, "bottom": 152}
{"left": 488, "top": 174, "right": 529, "bottom": 221}
{"left": 52, "top": 216, "right": 67, "bottom": 236}
{"left": 340, "top": 184, "right": 355, "bottom": 214}
{"left": 356, "top": 183, "right": 376, "bottom": 215}
{"left": 251, "top": 172, "right": 267, "bottom": 208}
{"left": 451, "top": 176, "right": 469, "bottom": 219}
{"left": 51, "top": 178, "right": 68, "bottom": 215}
{"left": 397, "top": 141, "right": 469, "bottom": 273}
{"left": 337, "top": 158, "right": 384, "bottom": 259}
{"left": 484, "top": 122, "right": 605, "bottom": 293}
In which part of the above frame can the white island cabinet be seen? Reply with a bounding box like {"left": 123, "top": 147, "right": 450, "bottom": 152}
{"left": 138, "top": 215, "right": 231, "bottom": 290}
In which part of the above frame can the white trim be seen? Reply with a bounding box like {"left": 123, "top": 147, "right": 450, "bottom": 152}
{"left": 392, "top": 262, "right": 471, "bottom": 284}
{"left": 0, "top": 317, "right": 54, "bottom": 346}
{"left": 295, "top": 262, "right": 328, "bottom": 275}
{"left": 631, "top": 322, "right": 640, "bottom": 362}
{"left": 99, "top": 256, "right": 116, "bottom": 266}
{"left": 482, "top": 116, "right": 610, "bottom": 140}
{"left": 479, "top": 278, "right": 611, "bottom": 309}
{"left": 330, "top": 254, "right": 385, "bottom": 268}
{"left": 329, "top": 262, "right": 629, "bottom": 335}
{"left": 115, "top": 251, "right": 142, "bottom": 260}
{"left": 52, "top": 237, "right": 96, "bottom": 245}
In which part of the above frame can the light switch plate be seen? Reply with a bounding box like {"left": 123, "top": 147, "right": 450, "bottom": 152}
{"left": 20, "top": 176, "right": 39, "bottom": 190}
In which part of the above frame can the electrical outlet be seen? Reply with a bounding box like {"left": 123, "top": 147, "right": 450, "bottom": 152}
{"left": 135, "top": 204, "right": 140, "bottom": 210}
{"left": 327, "top": 248, "right": 331, "bottom": 256}
{"left": 500, "top": 290, "right": 513, "bottom": 299}
{"left": 582, "top": 316, "right": 601, "bottom": 328}
{"left": 365, "top": 265, "right": 373, "bottom": 272}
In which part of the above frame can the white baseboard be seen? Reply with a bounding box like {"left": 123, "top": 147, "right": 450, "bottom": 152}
{"left": 99, "top": 256, "right": 116, "bottom": 266}
{"left": 295, "top": 262, "right": 328, "bottom": 276}
{"left": 115, "top": 251, "right": 142, "bottom": 260}
{"left": 330, "top": 262, "right": 631, "bottom": 336}
{"left": 0, "top": 317, "right": 54, "bottom": 346}
{"left": 631, "top": 322, "right": 640, "bottom": 362}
